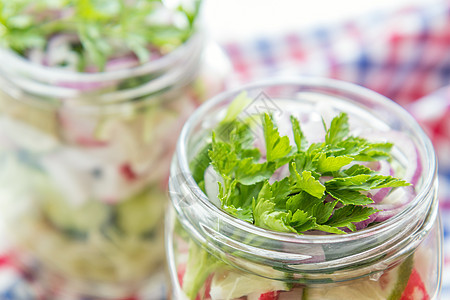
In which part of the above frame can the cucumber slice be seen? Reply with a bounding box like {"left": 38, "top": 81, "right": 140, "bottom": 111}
{"left": 115, "top": 187, "right": 164, "bottom": 236}
{"left": 41, "top": 191, "right": 110, "bottom": 235}
{"left": 210, "top": 270, "right": 289, "bottom": 300}
{"left": 303, "top": 255, "right": 413, "bottom": 300}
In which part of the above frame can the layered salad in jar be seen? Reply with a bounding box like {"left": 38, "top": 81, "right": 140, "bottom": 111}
{"left": 168, "top": 89, "right": 439, "bottom": 300}
{"left": 0, "top": 0, "right": 227, "bottom": 293}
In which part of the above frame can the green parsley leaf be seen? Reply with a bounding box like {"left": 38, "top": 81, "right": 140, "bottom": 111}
{"left": 325, "top": 174, "right": 410, "bottom": 191}
{"left": 290, "top": 115, "right": 307, "bottom": 152}
{"left": 325, "top": 112, "right": 349, "bottom": 145}
{"left": 314, "top": 224, "right": 346, "bottom": 234}
{"left": 263, "top": 113, "right": 292, "bottom": 162}
{"left": 253, "top": 198, "right": 293, "bottom": 233}
{"left": 221, "top": 92, "right": 253, "bottom": 125}
{"left": 209, "top": 134, "right": 237, "bottom": 177}
{"left": 215, "top": 92, "right": 254, "bottom": 142}
{"left": 290, "top": 209, "right": 316, "bottom": 232}
{"left": 312, "top": 201, "right": 338, "bottom": 224}
{"left": 353, "top": 142, "right": 394, "bottom": 161}
{"left": 316, "top": 153, "right": 354, "bottom": 173}
{"left": 324, "top": 205, "right": 378, "bottom": 231}
{"left": 291, "top": 165, "right": 326, "bottom": 198}
{"left": 326, "top": 188, "right": 374, "bottom": 206}
{"left": 270, "top": 177, "right": 292, "bottom": 203}
{"left": 286, "top": 191, "right": 322, "bottom": 215}
{"left": 190, "top": 143, "right": 212, "bottom": 184}
{"left": 290, "top": 151, "right": 318, "bottom": 175}
{"left": 235, "top": 158, "right": 273, "bottom": 185}
{"left": 342, "top": 164, "right": 374, "bottom": 176}
{"left": 219, "top": 180, "right": 263, "bottom": 223}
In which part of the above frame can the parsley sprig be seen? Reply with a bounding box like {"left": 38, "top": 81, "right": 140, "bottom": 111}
{"left": 0, "top": 0, "right": 201, "bottom": 71}
{"left": 192, "top": 97, "right": 410, "bottom": 234}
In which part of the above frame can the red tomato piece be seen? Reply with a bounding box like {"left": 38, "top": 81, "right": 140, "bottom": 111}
{"left": 177, "top": 264, "right": 187, "bottom": 288}
{"left": 120, "top": 163, "right": 137, "bottom": 181}
{"left": 203, "top": 274, "right": 213, "bottom": 299}
{"left": 76, "top": 136, "right": 108, "bottom": 147}
{"left": 400, "top": 268, "right": 430, "bottom": 300}
{"left": 259, "top": 291, "right": 280, "bottom": 300}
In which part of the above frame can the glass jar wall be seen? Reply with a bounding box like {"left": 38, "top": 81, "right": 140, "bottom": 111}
{"left": 166, "top": 78, "right": 442, "bottom": 300}
{"left": 0, "top": 31, "right": 230, "bottom": 298}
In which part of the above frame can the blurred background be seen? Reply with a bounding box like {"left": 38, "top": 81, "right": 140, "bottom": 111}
{"left": 203, "top": 0, "right": 431, "bottom": 43}
{"left": 0, "top": 0, "right": 449, "bottom": 299}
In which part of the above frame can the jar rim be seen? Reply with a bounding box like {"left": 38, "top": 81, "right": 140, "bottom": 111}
{"left": 0, "top": 32, "right": 205, "bottom": 105}
{"left": 0, "top": 32, "right": 203, "bottom": 83}
{"left": 174, "top": 77, "right": 437, "bottom": 244}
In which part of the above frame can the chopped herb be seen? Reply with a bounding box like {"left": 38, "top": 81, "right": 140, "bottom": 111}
{"left": 0, "top": 0, "right": 201, "bottom": 71}
{"left": 192, "top": 95, "right": 410, "bottom": 234}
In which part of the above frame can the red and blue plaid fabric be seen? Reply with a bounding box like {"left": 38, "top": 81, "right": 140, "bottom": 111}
{"left": 0, "top": 0, "right": 449, "bottom": 299}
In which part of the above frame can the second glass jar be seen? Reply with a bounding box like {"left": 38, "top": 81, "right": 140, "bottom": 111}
{"left": 0, "top": 31, "right": 229, "bottom": 298}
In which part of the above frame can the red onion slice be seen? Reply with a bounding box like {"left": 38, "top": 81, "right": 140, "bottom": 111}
{"left": 369, "top": 187, "right": 392, "bottom": 204}
{"left": 370, "top": 186, "right": 416, "bottom": 222}
{"left": 363, "top": 130, "right": 420, "bottom": 185}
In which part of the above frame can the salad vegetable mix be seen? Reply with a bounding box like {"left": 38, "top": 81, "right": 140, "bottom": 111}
{"left": 0, "top": 0, "right": 201, "bottom": 71}
{"left": 0, "top": 0, "right": 229, "bottom": 291}
{"left": 169, "top": 93, "right": 434, "bottom": 300}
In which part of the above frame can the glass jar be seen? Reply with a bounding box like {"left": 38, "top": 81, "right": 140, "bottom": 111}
{"left": 0, "top": 31, "right": 230, "bottom": 298}
{"left": 167, "top": 78, "right": 442, "bottom": 300}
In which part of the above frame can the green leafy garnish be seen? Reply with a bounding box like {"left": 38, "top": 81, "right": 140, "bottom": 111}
{"left": 0, "top": 0, "right": 201, "bottom": 70}
{"left": 263, "top": 113, "right": 292, "bottom": 162}
{"left": 182, "top": 240, "right": 225, "bottom": 300}
{"left": 192, "top": 95, "right": 410, "bottom": 235}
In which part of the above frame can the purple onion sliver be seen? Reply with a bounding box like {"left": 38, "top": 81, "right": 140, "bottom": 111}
{"left": 371, "top": 187, "right": 392, "bottom": 203}
{"left": 339, "top": 211, "right": 379, "bottom": 232}
{"left": 409, "top": 147, "right": 423, "bottom": 186}
{"left": 366, "top": 161, "right": 381, "bottom": 171}
{"left": 270, "top": 164, "right": 290, "bottom": 182}
{"left": 58, "top": 81, "right": 111, "bottom": 91}
{"left": 379, "top": 160, "right": 394, "bottom": 176}
{"left": 371, "top": 187, "right": 416, "bottom": 222}
{"left": 105, "top": 55, "right": 140, "bottom": 71}
{"left": 374, "top": 206, "right": 404, "bottom": 222}
{"left": 355, "top": 211, "right": 379, "bottom": 230}
{"left": 319, "top": 176, "right": 333, "bottom": 184}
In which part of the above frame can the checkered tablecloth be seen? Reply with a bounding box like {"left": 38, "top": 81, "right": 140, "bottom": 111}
{"left": 1, "top": 1, "right": 450, "bottom": 299}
